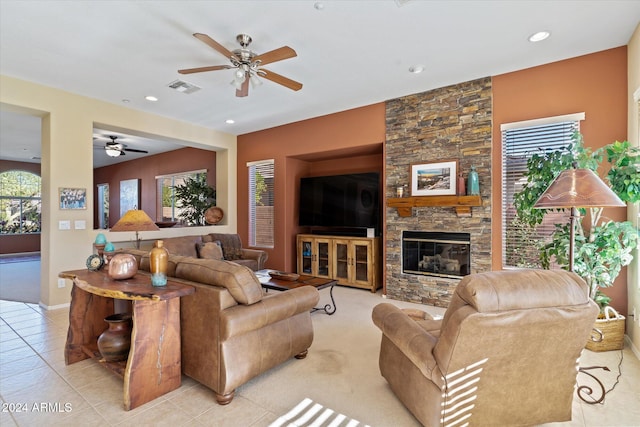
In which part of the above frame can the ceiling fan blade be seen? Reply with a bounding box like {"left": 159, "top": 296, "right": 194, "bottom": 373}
{"left": 124, "top": 148, "right": 148, "bottom": 154}
{"left": 193, "top": 33, "right": 240, "bottom": 61}
{"left": 178, "top": 65, "right": 232, "bottom": 74}
{"left": 258, "top": 69, "right": 303, "bottom": 91}
{"left": 253, "top": 46, "right": 297, "bottom": 66}
{"left": 236, "top": 78, "right": 249, "bottom": 97}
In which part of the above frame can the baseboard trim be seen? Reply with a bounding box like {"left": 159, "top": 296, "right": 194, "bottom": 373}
{"left": 625, "top": 335, "right": 640, "bottom": 361}
{"left": 39, "top": 301, "right": 70, "bottom": 311}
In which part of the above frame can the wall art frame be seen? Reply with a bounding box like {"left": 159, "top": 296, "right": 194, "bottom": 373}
{"left": 120, "top": 178, "right": 140, "bottom": 216}
{"left": 410, "top": 160, "right": 458, "bottom": 196}
{"left": 59, "top": 187, "right": 87, "bottom": 210}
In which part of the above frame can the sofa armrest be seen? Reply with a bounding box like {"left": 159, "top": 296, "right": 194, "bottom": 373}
{"left": 240, "top": 248, "right": 268, "bottom": 270}
{"left": 220, "top": 286, "right": 319, "bottom": 340}
{"left": 372, "top": 303, "right": 440, "bottom": 381}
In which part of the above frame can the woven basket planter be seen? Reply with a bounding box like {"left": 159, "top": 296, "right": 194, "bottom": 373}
{"left": 586, "top": 306, "right": 625, "bottom": 352}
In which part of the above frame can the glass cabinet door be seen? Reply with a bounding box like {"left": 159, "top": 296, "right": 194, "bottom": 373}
{"left": 353, "top": 242, "right": 371, "bottom": 283}
{"left": 316, "top": 240, "right": 330, "bottom": 277}
{"left": 334, "top": 241, "right": 349, "bottom": 282}
{"left": 298, "top": 237, "right": 313, "bottom": 275}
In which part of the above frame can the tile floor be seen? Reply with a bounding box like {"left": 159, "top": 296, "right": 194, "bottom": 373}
{"left": 1, "top": 297, "right": 639, "bottom": 426}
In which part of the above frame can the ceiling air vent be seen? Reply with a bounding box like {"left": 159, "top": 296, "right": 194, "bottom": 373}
{"left": 167, "top": 79, "right": 201, "bottom": 94}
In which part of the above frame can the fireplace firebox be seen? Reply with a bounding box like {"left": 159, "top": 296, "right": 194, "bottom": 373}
{"left": 402, "top": 231, "right": 470, "bottom": 278}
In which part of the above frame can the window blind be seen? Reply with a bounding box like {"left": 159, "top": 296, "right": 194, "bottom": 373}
{"left": 248, "top": 159, "right": 275, "bottom": 248}
{"left": 501, "top": 119, "right": 580, "bottom": 268}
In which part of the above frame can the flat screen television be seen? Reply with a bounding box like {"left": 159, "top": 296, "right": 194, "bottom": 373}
{"left": 298, "top": 172, "right": 380, "bottom": 234}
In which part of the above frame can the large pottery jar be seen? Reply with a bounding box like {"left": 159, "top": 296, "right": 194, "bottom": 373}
{"left": 150, "top": 240, "right": 169, "bottom": 287}
{"left": 97, "top": 313, "right": 132, "bottom": 362}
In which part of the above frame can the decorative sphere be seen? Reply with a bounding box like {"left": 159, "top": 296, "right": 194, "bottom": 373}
{"left": 104, "top": 242, "right": 115, "bottom": 252}
{"left": 94, "top": 233, "right": 107, "bottom": 244}
{"left": 108, "top": 253, "right": 138, "bottom": 280}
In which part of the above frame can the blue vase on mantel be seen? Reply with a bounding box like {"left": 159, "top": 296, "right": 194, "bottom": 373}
{"left": 468, "top": 166, "right": 480, "bottom": 196}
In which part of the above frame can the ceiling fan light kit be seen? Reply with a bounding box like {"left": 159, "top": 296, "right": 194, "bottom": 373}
{"left": 100, "top": 135, "right": 149, "bottom": 158}
{"left": 179, "top": 33, "right": 302, "bottom": 97}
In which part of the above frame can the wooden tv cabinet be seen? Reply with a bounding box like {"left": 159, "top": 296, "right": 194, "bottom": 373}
{"left": 297, "top": 234, "right": 380, "bottom": 292}
{"left": 61, "top": 269, "right": 194, "bottom": 410}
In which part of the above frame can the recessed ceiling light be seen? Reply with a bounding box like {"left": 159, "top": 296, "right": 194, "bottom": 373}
{"left": 145, "top": 95, "right": 158, "bottom": 102}
{"left": 409, "top": 65, "right": 424, "bottom": 74}
{"left": 225, "top": 119, "right": 235, "bottom": 124}
{"left": 314, "top": 2, "right": 324, "bottom": 10}
{"left": 528, "top": 31, "right": 550, "bottom": 42}
{"left": 122, "top": 99, "right": 130, "bottom": 104}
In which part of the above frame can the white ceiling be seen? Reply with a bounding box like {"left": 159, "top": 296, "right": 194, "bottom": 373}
{"left": 1, "top": 1, "right": 639, "bottom": 166}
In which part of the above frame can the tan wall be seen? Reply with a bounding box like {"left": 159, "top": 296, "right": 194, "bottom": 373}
{"left": 492, "top": 47, "right": 629, "bottom": 314}
{"left": 237, "top": 104, "right": 386, "bottom": 271}
{"left": 627, "top": 24, "right": 640, "bottom": 354}
{"left": 0, "top": 75, "right": 237, "bottom": 308}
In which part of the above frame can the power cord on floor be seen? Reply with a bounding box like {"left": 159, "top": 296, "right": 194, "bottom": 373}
{"left": 577, "top": 348, "right": 624, "bottom": 404}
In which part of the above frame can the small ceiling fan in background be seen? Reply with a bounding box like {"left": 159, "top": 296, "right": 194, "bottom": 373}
{"left": 96, "top": 135, "right": 149, "bottom": 158}
{"left": 178, "top": 33, "right": 303, "bottom": 97}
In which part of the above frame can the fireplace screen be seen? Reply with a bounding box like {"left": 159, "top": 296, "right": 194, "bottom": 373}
{"left": 402, "top": 231, "right": 470, "bottom": 278}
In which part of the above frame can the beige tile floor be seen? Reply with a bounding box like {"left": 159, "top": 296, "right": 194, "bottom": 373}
{"left": 1, "top": 294, "right": 639, "bottom": 426}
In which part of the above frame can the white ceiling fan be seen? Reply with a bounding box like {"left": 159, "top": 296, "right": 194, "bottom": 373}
{"left": 96, "top": 135, "right": 149, "bottom": 158}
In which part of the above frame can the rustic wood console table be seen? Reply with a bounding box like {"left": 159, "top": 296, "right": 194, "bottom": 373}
{"left": 60, "top": 269, "right": 194, "bottom": 410}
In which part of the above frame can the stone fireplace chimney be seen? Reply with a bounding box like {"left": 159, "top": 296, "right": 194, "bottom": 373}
{"left": 385, "top": 77, "right": 492, "bottom": 307}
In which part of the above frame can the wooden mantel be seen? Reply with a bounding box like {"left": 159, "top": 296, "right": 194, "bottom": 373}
{"left": 387, "top": 195, "right": 482, "bottom": 217}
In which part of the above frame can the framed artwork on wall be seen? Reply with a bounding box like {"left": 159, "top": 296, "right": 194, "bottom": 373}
{"left": 120, "top": 178, "right": 140, "bottom": 217}
{"left": 410, "top": 160, "right": 458, "bottom": 196}
{"left": 59, "top": 187, "right": 87, "bottom": 210}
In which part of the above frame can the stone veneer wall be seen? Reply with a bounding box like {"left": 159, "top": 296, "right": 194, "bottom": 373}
{"left": 385, "top": 77, "right": 492, "bottom": 307}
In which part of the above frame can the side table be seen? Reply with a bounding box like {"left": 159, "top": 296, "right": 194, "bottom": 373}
{"left": 60, "top": 269, "right": 194, "bottom": 410}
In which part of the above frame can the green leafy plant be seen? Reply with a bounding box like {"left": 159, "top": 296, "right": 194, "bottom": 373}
{"left": 173, "top": 174, "right": 216, "bottom": 226}
{"left": 514, "top": 132, "right": 639, "bottom": 308}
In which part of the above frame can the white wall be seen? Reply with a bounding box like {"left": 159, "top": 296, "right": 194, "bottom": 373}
{"left": 627, "top": 23, "right": 640, "bottom": 357}
{"left": 1, "top": 75, "right": 237, "bottom": 308}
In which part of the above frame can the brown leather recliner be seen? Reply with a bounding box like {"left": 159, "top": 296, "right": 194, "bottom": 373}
{"left": 372, "top": 269, "right": 598, "bottom": 427}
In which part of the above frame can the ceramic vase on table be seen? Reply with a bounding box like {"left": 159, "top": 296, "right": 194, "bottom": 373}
{"left": 467, "top": 166, "right": 480, "bottom": 195}
{"left": 150, "top": 240, "right": 169, "bottom": 287}
{"left": 97, "top": 313, "right": 132, "bottom": 362}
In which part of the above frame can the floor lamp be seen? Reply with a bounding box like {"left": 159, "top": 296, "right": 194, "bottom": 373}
{"left": 533, "top": 165, "right": 625, "bottom": 403}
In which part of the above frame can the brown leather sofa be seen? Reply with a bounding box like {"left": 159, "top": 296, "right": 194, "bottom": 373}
{"left": 124, "top": 249, "right": 319, "bottom": 404}
{"left": 372, "top": 269, "right": 598, "bottom": 427}
{"left": 152, "top": 233, "right": 268, "bottom": 270}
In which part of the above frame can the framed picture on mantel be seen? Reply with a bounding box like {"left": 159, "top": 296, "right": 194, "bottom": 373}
{"left": 410, "top": 160, "right": 457, "bottom": 197}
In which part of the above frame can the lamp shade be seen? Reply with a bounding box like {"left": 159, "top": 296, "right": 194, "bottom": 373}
{"left": 111, "top": 210, "right": 159, "bottom": 232}
{"left": 533, "top": 168, "right": 625, "bottom": 209}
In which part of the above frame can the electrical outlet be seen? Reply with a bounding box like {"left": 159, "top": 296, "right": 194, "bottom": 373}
{"left": 57, "top": 278, "right": 66, "bottom": 288}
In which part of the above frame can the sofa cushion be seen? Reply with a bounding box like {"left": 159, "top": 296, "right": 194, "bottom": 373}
{"left": 197, "top": 242, "right": 224, "bottom": 260}
{"left": 174, "top": 257, "right": 263, "bottom": 305}
{"left": 204, "top": 233, "right": 243, "bottom": 260}
{"left": 161, "top": 235, "right": 203, "bottom": 258}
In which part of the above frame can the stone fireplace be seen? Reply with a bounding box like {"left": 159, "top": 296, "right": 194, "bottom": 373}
{"left": 385, "top": 77, "right": 492, "bottom": 307}
{"left": 402, "top": 231, "right": 471, "bottom": 278}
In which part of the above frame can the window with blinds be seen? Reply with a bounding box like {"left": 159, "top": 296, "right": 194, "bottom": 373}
{"left": 156, "top": 169, "right": 206, "bottom": 223}
{"left": 501, "top": 116, "right": 581, "bottom": 268}
{"left": 248, "top": 159, "right": 274, "bottom": 248}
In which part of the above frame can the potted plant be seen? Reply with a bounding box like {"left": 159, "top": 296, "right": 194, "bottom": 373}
{"left": 174, "top": 174, "right": 216, "bottom": 226}
{"left": 513, "top": 133, "right": 639, "bottom": 316}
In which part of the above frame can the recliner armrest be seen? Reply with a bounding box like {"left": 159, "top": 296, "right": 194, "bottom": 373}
{"left": 220, "top": 286, "right": 319, "bottom": 340}
{"left": 240, "top": 248, "right": 268, "bottom": 270}
{"left": 372, "top": 303, "right": 440, "bottom": 381}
